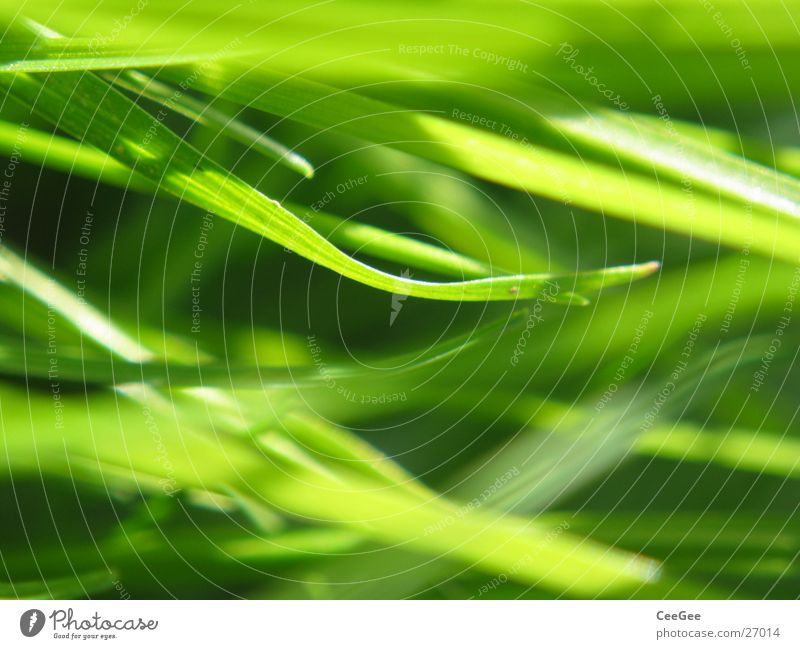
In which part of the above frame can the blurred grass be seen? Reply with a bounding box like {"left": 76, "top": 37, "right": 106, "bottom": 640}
{"left": 0, "top": 0, "right": 798, "bottom": 599}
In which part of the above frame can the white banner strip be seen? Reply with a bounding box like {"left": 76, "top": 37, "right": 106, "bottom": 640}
{"left": 0, "top": 600, "right": 796, "bottom": 648}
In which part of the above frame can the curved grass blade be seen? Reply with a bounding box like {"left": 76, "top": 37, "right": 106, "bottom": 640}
{"left": 0, "top": 242, "right": 532, "bottom": 390}
{"left": 0, "top": 61, "right": 656, "bottom": 302}
{"left": 295, "top": 207, "right": 494, "bottom": 279}
{"left": 0, "top": 119, "right": 494, "bottom": 279}
{"left": 165, "top": 64, "right": 800, "bottom": 263}
{"left": 108, "top": 70, "right": 314, "bottom": 178}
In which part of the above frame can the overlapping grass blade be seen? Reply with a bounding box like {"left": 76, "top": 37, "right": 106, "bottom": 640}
{"left": 635, "top": 425, "right": 800, "bottom": 478}
{"left": 108, "top": 70, "right": 314, "bottom": 177}
{"left": 0, "top": 120, "right": 491, "bottom": 278}
{"left": 0, "top": 29, "right": 251, "bottom": 73}
{"left": 163, "top": 64, "right": 800, "bottom": 263}
{"left": 6, "top": 26, "right": 797, "bottom": 261}
{"left": 0, "top": 306, "right": 527, "bottom": 388}
{"left": 0, "top": 45, "right": 655, "bottom": 302}
{"left": 0, "top": 383, "right": 660, "bottom": 596}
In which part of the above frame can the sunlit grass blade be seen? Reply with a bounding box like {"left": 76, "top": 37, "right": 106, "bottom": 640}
{"left": 7, "top": 25, "right": 795, "bottom": 262}
{"left": 108, "top": 70, "right": 314, "bottom": 178}
{"left": 0, "top": 64, "right": 657, "bottom": 301}
{"left": 0, "top": 119, "right": 500, "bottom": 279}
{"left": 0, "top": 384, "right": 660, "bottom": 597}
{"left": 168, "top": 64, "right": 800, "bottom": 263}
{"left": 635, "top": 425, "right": 800, "bottom": 478}
{"left": 0, "top": 26, "right": 251, "bottom": 73}
{"left": 555, "top": 105, "right": 800, "bottom": 221}
{"left": 0, "top": 245, "right": 152, "bottom": 362}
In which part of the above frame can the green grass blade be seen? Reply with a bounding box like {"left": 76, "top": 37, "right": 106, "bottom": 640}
{"left": 0, "top": 245, "right": 152, "bottom": 362}
{"left": 0, "top": 384, "right": 660, "bottom": 597}
{"left": 0, "top": 66, "right": 656, "bottom": 301}
{"left": 0, "top": 309, "right": 525, "bottom": 387}
{"left": 171, "top": 64, "right": 800, "bottom": 263}
{"left": 636, "top": 425, "right": 800, "bottom": 478}
{"left": 0, "top": 30, "right": 251, "bottom": 73}
{"left": 108, "top": 70, "right": 314, "bottom": 178}
{"left": 0, "top": 119, "right": 491, "bottom": 278}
